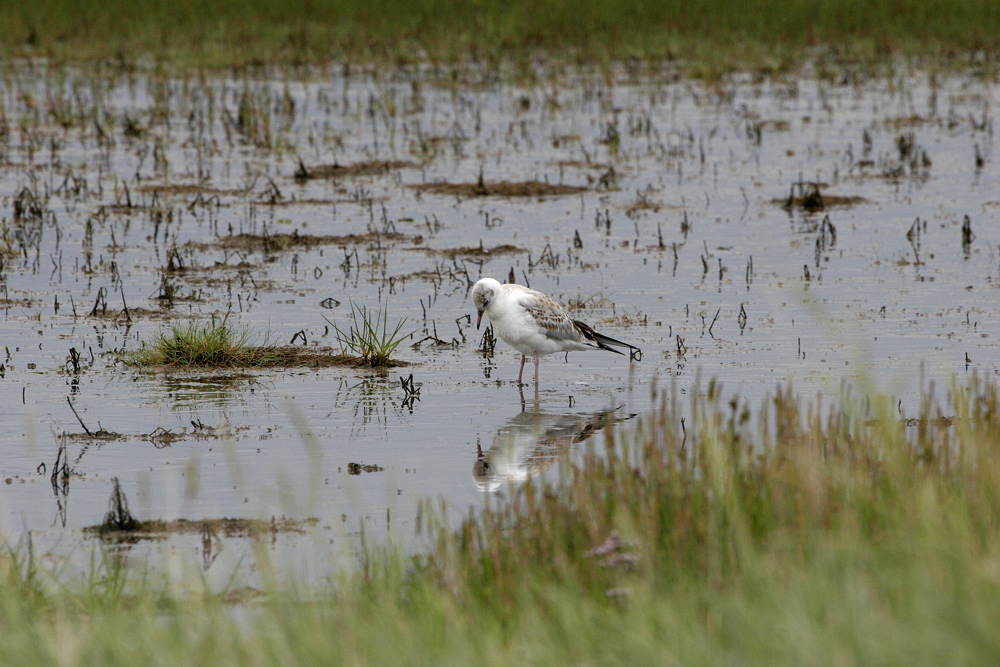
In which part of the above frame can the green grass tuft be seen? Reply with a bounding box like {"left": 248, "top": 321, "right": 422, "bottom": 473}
{"left": 326, "top": 301, "right": 412, "bottom": 368}
{"left": 121, "top": 320, "right": 279, "bottom": 368}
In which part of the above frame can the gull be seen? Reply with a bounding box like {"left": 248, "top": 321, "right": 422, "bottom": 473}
{"left": 472, "top": 277, "right": 640, "bottom": 386}
{"left": 473, "top": 406, "right": 635, "bottom": 492}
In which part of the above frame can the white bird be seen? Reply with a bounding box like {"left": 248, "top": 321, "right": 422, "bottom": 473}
{"left": 472, "top": 277, "right": 640, "bottom": 386}
{"left": 473, "top": 407, "right": 633, "bottom": 492}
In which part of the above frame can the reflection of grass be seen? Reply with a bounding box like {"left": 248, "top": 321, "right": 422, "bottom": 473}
{"left": 121, "top": 321, "right": 279, "bottom": 368}
{"left": 330, "top": 376, "right": 402, "bottom": 432}
{"left": 325, "top": 301, "right": 411, "bottom": 368}
{"left": 4, "top": 377, "right": 1000, "bottom": 663}
{"left": 159, "top": 374, "right": 258, "bottom": 409}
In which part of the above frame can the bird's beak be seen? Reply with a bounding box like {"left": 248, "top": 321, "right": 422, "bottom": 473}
{"left": 476, "top": 310, "right": 483, "bottom": 329}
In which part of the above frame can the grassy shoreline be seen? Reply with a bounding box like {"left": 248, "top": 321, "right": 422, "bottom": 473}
{"left": 3, "top": 0, "right": 1000, "bottom": 71}
{"left": 2, "top": 376, "right": 998, "bottom": 664}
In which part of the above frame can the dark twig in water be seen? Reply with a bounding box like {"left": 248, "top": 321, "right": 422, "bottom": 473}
{"left": 67, "top": 396, "right": 92, "bottom": 436}
{"left": 479, "top": 324, "right": 497, "bottom": 355}
{"left": 907, "top": 217, "right": 925, "bottom": 264}
{"left": 119, "top": 285, "right": 131, "bottom": 323}
{"left": 455, "top": 313, "right": 471, "bottom": 343}
{"left": 961, "top": 215, "right": 975, "bottom": 257}
{"left": 89, "top": 286, "right": 107, "bottom": 317}
{"left": 410, "top": 334, "right": 456, "bottom": 349}
{"left": 67, "top": 346, "right": 82, "bottom": 374}
{"left": 101, "top": 477, "right": 139, "bottom": 533}
{"left": 400, "top": 373, "right": 420, "bottom": 397}
{"left": 51, "top": 434, "right": 70, "bottom": 496}
{"left": 400, "top": 373, "right": 421, "bottom": 410}
{"left": 708, "top": 307, "right": 721, "bottom": 337}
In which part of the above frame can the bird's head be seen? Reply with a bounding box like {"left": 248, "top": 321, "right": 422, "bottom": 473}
{"left": 472, "top": 278, "right": 500, "bottom": 329}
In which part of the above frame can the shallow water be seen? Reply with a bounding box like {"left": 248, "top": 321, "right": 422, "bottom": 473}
{"left": 0, "top": 62, "right": 996, "bottom": 585}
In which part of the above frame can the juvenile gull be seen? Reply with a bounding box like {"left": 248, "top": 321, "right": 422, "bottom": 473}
{"left": 472, "top": 277, "right": 640, "bottom": 386}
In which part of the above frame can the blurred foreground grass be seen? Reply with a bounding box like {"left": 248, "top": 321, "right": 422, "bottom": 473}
{"left": 2, "top": 0, "right": 1000, "bottom": 71}
{"left": 2, "top": 376, "right": 998, "bottom": 665}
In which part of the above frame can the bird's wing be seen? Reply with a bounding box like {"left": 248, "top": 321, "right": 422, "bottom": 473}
{"left": 509, "top": 287, "right": 582, "bottom": 342}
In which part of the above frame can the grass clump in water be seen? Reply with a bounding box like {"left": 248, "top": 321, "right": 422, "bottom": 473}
{"left": 121, "top": 320, "right": 279, "bottom": 368}
{"left": 326, "top": 301, "right": 412, "bottom": 368}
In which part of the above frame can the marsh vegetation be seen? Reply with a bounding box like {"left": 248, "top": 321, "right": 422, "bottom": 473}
{"left": 0, "top": 2, "right": 999, "bottom": 664}
{"left": 4, "top": 378, "right": 1000, "bottom": 664}
{"left": 5, "top": 0, "right": 1000, "bottom": 71}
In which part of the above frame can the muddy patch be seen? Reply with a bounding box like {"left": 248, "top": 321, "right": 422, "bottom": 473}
{"left": 622, "top": 191, "right": 673, "bottom": 217}
{"left": 775, "top": 181, "right": 868, "bottom": 212}
{"left": 410, "top": 178, "right": 587, "bottom": 198}
{"left": 65, "top": 428, "right": 128, "bottom": 442}
{"left": 84, "top": 477, "right": 319, "bottom": 540}
{"left": 347, "top": 462, "right": 385, "bottom": 474}
{"left": 294, "top": 158, "right": 417, "bottom": 180}
{"left": 88, "top": 516, "right": 320, "bottom": 540}
{"left": 0, "top": 297, "right": 37, "bottom": 309}
{"left": 71, "top": 419, "right": 252, "bottom": 445}
{"left": 126, "top": 345, "right": 408, "bottom": 370}
{"left": 136, "top": 182, "right": 241, "bottom": 197}
{"left": 85, "top": 305, "right": 188, "bottom": 323}
{"left": 187, "top": 231, "right": 414, "bottom": 254}
{"left": 266, "top": 345, "right": 409, "bottom": 369}
{"left": 556, "top": 159, "right": 611, "bottom": 171}
{"left": 409, "top": 242, "right": 525, "bottom": 259}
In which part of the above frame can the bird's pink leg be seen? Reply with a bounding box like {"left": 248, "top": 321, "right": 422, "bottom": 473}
{"left": 517, "top": 354, "right": 526, "bottom": 384}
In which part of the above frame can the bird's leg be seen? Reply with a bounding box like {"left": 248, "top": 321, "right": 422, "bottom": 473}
{"left": 517, "top": 354, "right": 526, "bottom": 385}
{"left": 534, "top": 353, "right": 540, "bottom": 385}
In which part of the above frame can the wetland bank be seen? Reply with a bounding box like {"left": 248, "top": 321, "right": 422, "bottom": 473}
{"left": 1, "top": 2, "right": 1000, "bottom": 661}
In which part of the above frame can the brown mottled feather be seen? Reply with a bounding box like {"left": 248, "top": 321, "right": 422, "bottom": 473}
{"left": 510, "top": 284, "right": 638, "bottom": 352}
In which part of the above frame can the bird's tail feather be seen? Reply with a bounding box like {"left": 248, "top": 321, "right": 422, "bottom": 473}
{"left": 573, "top": 320, "right": 640, "bottom": 356}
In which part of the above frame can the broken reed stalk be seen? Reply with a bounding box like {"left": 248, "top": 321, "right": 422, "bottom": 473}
{"left": 67, "top": 396, "right": 92, "bottom": 436}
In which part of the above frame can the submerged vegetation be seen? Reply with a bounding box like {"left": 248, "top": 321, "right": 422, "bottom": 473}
{"left": 4, "top": 0, "right": 1000, "bottom": 69}
{"left": 2, "top": 377, "right": 999, "bottom": 663}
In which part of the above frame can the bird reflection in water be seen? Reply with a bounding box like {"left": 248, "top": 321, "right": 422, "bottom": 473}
{"left": 473, "top": 394, "right": 634, "bottom": 493}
